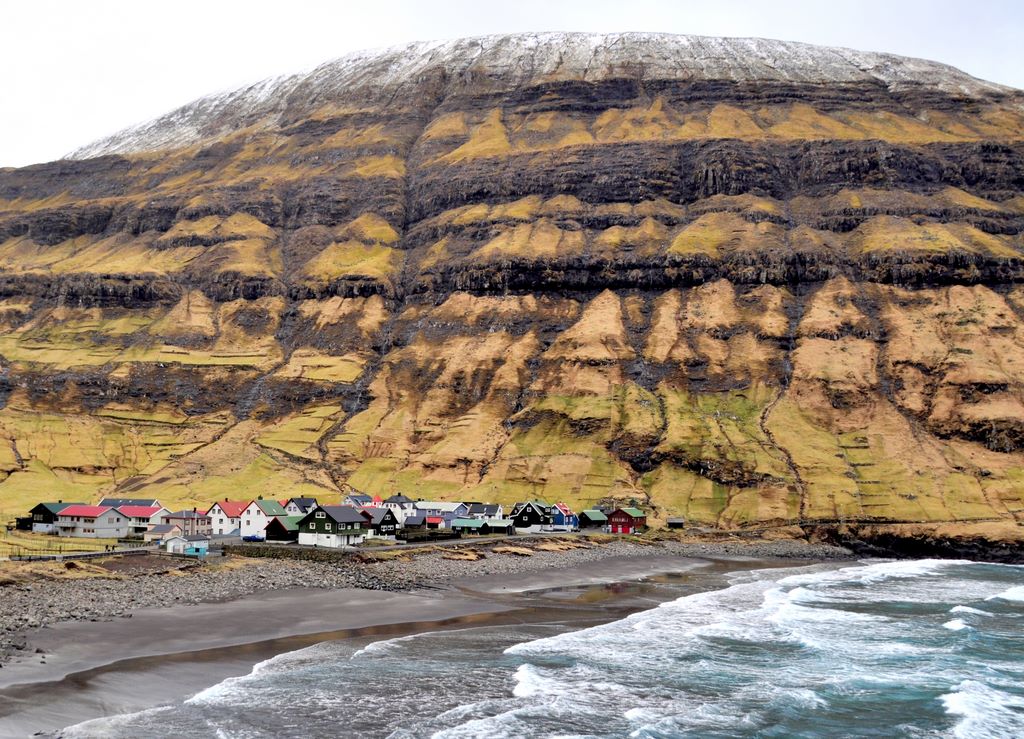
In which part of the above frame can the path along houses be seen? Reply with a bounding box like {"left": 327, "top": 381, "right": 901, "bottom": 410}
{"left": 18, "top": 490, "right": 650, "bottom": 547}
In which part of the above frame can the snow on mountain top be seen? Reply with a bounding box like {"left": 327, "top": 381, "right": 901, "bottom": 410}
{"left": 69, "top": 32, "right": 1017, "bottom": 159}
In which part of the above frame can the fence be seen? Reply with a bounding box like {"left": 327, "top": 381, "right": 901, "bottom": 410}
{"left": 8, "top": 547, "right": 154, "bottom": 562}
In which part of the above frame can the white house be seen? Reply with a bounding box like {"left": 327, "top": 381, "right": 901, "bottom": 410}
{"left": 343, "top": 492, "right": 373, "bottom": 507}
{"left": 117, "top": 506, "right": 169, "bottom": 537}
{"left": 415, "top": 501, "right": 470, "bottom": 518}
{"left": 239, "top": 499, "right": 288, "bottom": 538}
{"left": 56, "top": 505, "right": 131, "bottom": 538}
{"left": 466, "top": 503, "right": 504, "bottom": 519}
{"left": 297, "top": 506, "right": 366, "bottom": 548}
{"left": 284, "top": 497, "right": 319, "bottom": 516}
{"left": 383, "top": 493, "right": 418, "bottom": 523}
{"left": 206, "top": 500, "right": 250, "bottom": 535}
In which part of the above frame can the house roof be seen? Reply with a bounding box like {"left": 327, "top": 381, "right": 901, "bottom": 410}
{"left": 287, "top": 497, "right": 318, "bottom": 508}
{"left": 164, "top": 510, "right": 210, "bottom": 519}
{"left": 359, "top": 507, "right": 394, "bottom": 524}
{"left": 208, "top": 500, "right": 250, "bottom": 518}
{"left": 425, "top": 516, "right": 445, "bottom": 524}
{"left": 552, "top": 502, "right": 574, "bottom": 515}
{"left": 385, "top": 493, "right": 414, "bottom": 504}
{"left": 267, "top": 515, "right": 304, "bottom": 532}
{"left": 346, "top": 493, "right": 373, "bottom": 503}
{"left": 616, "top": 507, "right": 646, "bottom": 518}
{"left": 484, "top": 518, "right": 513, "bottom": 527}
{"left": 581, "top": 509, "right": 607, "bottom": 521}
{"left": 251, "top": 499, "right": 287, "bottom": 516}
{"left": 415, "top": 501, "right": 465, "bottom": 512}
{"left": 117, "top": 505, "right": 165, "bottom": 518}
{"left": 147, "top": 524, "right": 179, "bottom": 534}
{"left": 512, "top": 501, "right": 550, "bottom": 516}
{"left": 453, "top": 518, "right": 484, "bottom": 528}
{"left": 468, "top": 503, "right": 501, "bottom": 514}
{"left": 403, "top": 512, "right": 426, "bottom": 525}
{"left": 30, "top": 502, "right": 81, "bottom": 515}
{"left": 309, "top": 506, "right": 367, "bottom": 525}
{"left": 99, "top": 498, "right": 160, "bottom": 508}
{"left": 184, "top": 534, "right": 210, "bottom": 542}
{"left": 60, "top": 505, "right": 117, "bottom": 518}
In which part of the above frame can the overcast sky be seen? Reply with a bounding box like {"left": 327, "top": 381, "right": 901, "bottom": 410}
{"left": 3, "top": 0, "right": 1021, "bottom": 168}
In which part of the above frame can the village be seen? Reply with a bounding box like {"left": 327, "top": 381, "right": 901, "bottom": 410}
{"left": 11, "top": 494, "right": 657, "bottom": 557}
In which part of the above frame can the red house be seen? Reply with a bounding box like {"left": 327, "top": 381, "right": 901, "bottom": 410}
{"left": 607, "top": 507, "right": 647, "bottom": 534}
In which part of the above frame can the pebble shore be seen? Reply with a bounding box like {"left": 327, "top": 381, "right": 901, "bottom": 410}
{"left": 0, "top": 538, "right": 852, "bottom": 667}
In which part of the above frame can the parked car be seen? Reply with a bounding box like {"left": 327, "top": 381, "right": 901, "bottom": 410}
{"left": 242, "top": 535, "right": 265, "bottom": 542}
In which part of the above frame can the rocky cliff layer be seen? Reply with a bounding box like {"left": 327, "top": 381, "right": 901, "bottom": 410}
{"left": 0, "top": 33, "right": 1022, "bottom": 530}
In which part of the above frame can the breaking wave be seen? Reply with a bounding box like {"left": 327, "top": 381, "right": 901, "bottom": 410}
{"left": 60, "top": 559, "right": 1024, "bottom": 738}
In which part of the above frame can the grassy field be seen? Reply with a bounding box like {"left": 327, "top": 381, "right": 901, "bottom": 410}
{"left": 0, "top": 529, "right": 120, "bottom": 557}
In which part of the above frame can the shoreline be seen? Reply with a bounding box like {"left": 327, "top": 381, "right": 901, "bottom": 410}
{"left": 0, "top": 539, "right": 853, "bottom": 735}
{"left": 0, "top": 536, "right": 852, "bottom": 668}
{"left": 0, "top": 587, "right": 520, "bottom": 736}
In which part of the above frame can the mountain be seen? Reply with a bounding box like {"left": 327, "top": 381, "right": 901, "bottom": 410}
{"left": 1, "top": 32, "right": 1023, "bottom": 539}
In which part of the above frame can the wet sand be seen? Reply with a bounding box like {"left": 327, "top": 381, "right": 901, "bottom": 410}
{"left": 0, "top": 555, "right": 830, "bottom": 737}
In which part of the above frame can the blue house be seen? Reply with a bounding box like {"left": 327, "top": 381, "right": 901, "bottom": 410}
{"left": 550, "top": 502, "right": 579, "bottom": 531}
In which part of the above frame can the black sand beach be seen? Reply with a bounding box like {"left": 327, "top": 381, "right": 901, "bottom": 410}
{"left": 0, "top": 539, "right": 852, "bottom": 736}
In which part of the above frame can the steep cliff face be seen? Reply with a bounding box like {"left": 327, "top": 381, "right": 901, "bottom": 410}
{"left": 0, "top": 32, "right": 1023, "bottom": 527}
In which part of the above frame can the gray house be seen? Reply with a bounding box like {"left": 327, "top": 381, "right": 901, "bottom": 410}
{"left": 56, "top": 505, "right": 131, "bottom": 538}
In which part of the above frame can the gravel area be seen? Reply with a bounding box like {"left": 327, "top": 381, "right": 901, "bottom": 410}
{"left": 366, "top": 538, "right": 853, "bottom": 584}
{"left": 0, "top": 538, "right": 852, "bottom": 667}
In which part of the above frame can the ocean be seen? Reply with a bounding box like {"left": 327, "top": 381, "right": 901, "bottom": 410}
{"left": 63, "top": 559, "right": 1024, "bottom": 738}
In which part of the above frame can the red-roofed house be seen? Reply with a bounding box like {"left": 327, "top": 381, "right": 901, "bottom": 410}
{"left": 207, "top": 500, "right": 251, "bottom": 536}
{"left": 57, "top": 505, "right": 131, "bottom": 538}
{"left": 117, "top": 506, "right": 169, "bottom": 537}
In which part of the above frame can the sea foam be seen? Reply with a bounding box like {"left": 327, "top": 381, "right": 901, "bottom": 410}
{"left": 987, "top": 585, "right": 1024, "bottom": 602}
{"left": 941, "top": 679, "right": 1024, "bottom": 739}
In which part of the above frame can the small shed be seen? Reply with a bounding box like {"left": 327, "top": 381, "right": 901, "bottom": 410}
{"left": 483, "top": 518, "right": 515, "bottom": 535}
{"left": 402, "top": 512, "right": 426, "bottom": 530}
{"left": 579, "top": 509, "right": 608, "bottom": 528}
{"left": 667, "top": 517, "right": 687, "bottom": 529}
{"left": 265, "top": 515, "right": 303, "bottom": 542}
{"left": 145, "top": 523, "right": 181, "bottom": 543}
{"left": 452, "top": 518, "right": 485, "bottom": 535}
{"left": 165, "top": 534, "right": 211, "bottom": 556}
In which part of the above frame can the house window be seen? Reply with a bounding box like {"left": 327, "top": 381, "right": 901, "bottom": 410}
{"left": 316, "top": 511, "right": 325, "bottom": 518}
{"left": 325, "top": 523, "right": 332, "bottom": 531}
